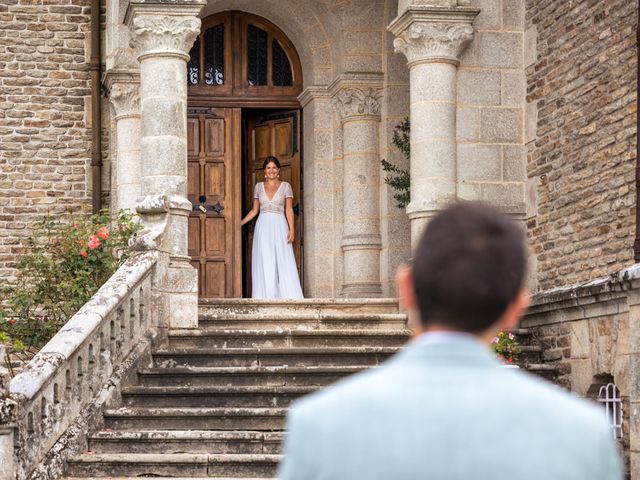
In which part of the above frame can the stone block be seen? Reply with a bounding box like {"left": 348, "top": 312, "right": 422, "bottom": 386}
{"left": 501, "top": 72, "right": 525, "bottom": 106}
{"left": 612, "top": 352, "right": 629, "bottom": 397}
{"left": 314, "top": 131, "right": 334, "bottom": 162}
{"left": 457, "top": 182, "right": 482, "bottom": 201}
{"left": 457, "top": 144, "right": 501, "bottom": 181}
{"left": 503, "top": 145, "right": 526, "bottom": 181}
{"left": 570, "top": 320, "right": 591, "bottom": 359}
{"left": 479, "top": 107, "right": 522, "bottom": 144}
{"left": 344, "top": 30, "right": 383, "bottom": 56}
{"left": 481, "top": 182, "right": 524, "bottom": 208}
{"left": 384, "top": 85, "right": 410, "bottom": 116}
{"left": 343, "top": 55, "right": 382, "bottom": 73}
{"left": 524, "top": 25, "right": 537, "bottom": 68}
{"left": 456, "top": 107, "right": 479, "bottom": 141}
{"left": 569, "top": 357, "right": 593, "bottom": 396}
{"left": 503, "top": 0, "right": 524, "bottom": 30}
{"left": 457, "top": 70, "right": 501, "bottom": 106}
{"left": 478, "top": 32, "right": 523, "bottom": 69}
{"left": 472, "top": 0, "right": 501, "bottom": 30}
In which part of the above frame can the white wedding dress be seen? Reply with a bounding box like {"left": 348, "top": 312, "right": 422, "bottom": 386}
{"left": 251, "top": 181, "right": 304, "bottom": 299}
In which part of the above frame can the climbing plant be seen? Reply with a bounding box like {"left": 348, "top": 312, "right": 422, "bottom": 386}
{"left": 381, "top": 117, "right": 411, "bottom": 209}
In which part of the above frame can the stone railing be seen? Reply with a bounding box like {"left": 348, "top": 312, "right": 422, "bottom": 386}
{"left": 0, "top": 251, "right": 159, "bottom": 480}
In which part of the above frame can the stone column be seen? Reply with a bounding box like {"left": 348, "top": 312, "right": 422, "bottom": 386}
{"left": 126, "top": 0, "right": 205, "bottom": 328}
{"left": 105, "top": 63, "right": 142, "bottom": 212}
{"left": 331, "top": 75, "right": 384, "bottom": 297}
{"left": 389, "top": 6, "right": 479, "bottom": 245}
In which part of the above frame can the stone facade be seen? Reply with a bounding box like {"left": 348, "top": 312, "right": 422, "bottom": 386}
{"left": 0, "top": 0, "right": 96, "bottom": 284}
{"left": 525, "top": 0, "right": 638, "bottom": 291}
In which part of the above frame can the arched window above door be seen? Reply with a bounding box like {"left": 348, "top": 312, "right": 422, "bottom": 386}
{"left": 187, "top": 11, "right": 303, "bottom": 102}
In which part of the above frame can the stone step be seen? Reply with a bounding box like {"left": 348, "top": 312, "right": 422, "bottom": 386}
{"left": 198, "top": 312, "right": 407, "bottom": 330}
{"left": 104, "top": 407, "right": 287, "bottom": 431}
{"left": 121, "top": 385, "right": 319, "bottom": 408}
{"left": 522, "top": 363, "right": 557, "bottom": 380}
{"left": 136, "top": 366, "right": 365, "bottom": 388}
{"left": 152, "top": 346, "right": 400, "bottom": 368}
{"left": 198, "top": 298, "right": 400, "bottom": 317}
{"left": 88, "top": 430, "right": 284, "bottom": 455}
{"left": 66, "top": 453, "right": 281, "bottom": 478}
{"left": 167, "top": 328, "right": 411, "bottom": 349}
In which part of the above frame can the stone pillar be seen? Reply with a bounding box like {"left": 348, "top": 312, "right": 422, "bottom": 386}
{"left": 331, "top": 75, "right": 384, "bottom": 297}
{"left": 105, "top": 65, "right": 142, "bottom": 212}
{"left": 126, "top": 0, "right": 205, "bottom": 328}
{"left": 389, "top": 6, "right": 479, "bottom": 246}
{"left": 0, "top": 346, "right": 14, "bottom": 480}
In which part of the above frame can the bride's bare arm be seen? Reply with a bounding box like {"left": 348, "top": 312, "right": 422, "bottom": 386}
{"left": 241, "top": 199, "right": 260, "bottom": 226}
{"left": 285, "top": 197, "right": 295, "bottom": 243}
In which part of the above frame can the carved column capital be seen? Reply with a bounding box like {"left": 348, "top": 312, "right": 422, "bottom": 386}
{"left": 332, "top": 87, "right": 383, "bottom": 123}
{"left": 128, "top": 15, "right": 201, "bottom": 61}
{"left": 388, "top": 6, "right": 479, "bottom": 66}
{"left": 109, "top": 82, "right": 140, "bottom": 120}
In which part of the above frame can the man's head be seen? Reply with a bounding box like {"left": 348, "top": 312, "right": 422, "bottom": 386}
{"left": 398, "top": 202, "right": 528, "bottom": 335}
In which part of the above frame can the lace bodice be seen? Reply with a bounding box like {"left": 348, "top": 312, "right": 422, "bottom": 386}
{"left": 254, "top": 181, "right": 293, "bottom": 214}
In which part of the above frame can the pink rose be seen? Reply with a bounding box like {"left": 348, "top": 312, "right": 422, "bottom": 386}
{"left": 97, "top": 226, "right": 109, "bottom": 240}
{"left": 80, "top": 250, "right": 87, "bottom": 258}
{"left": 88, "top": 235, "right": 100, "bottom": 250}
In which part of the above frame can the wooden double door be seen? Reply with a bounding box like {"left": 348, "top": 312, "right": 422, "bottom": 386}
{"left": 187, "top": 107, "right": 302, "bottom": 298}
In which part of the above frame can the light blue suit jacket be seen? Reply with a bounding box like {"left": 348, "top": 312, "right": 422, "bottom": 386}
{"left": 279, "top": 336, "right": 622, "bottom": 480}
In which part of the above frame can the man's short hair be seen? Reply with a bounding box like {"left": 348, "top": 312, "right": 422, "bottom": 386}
{"left": 412, "top": 202, "right": 527, "bottom": 333}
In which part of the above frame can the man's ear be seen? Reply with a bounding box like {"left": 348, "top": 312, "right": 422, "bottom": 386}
{"left": 396, "top": 265, "right": 417, "bottom": 311}
{"left": 496, "top": 290, "right": 530, "bottom": 331}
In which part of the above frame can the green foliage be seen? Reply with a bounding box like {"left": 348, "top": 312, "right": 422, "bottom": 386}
{"left": 491, "top": 331, "right": 522, "bottom": 364}
{"left": 0, "top": 210, "right": 140, "bottom": 366}
{"left": 381, "top": 117, "right": 411, "bottom": 208}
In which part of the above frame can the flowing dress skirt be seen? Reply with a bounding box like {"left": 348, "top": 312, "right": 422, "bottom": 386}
{"left": 251, "top": 211, "right": 304, "bottom": 299}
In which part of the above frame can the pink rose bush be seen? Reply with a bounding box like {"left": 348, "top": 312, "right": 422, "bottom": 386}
{"left": 0, "top": 210, "right": 140, "bottom": 364}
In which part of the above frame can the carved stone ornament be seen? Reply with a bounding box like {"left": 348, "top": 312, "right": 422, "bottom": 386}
{"left": 109, "top": 82, "right": 140, "bottom": 119}
{"left": 332, "top": 87, "right": 383, "bottom": 122}
{"left": 394, "top": 22, "right": 474, "bottom": 65}
{"left": 129, "top": 15, "right": 201, "bottom": 59}
{"left": 112, "top": 48, "right": 140, "bottom": 70}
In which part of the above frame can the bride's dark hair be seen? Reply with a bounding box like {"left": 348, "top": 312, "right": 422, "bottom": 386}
{"left": 263, "top": 156, "right": 281, "bottom": 170}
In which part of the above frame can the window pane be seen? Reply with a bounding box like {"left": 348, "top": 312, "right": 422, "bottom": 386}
{"left": 272, "top": 40, "right": 293, "bottom": 87}
{"left": 204, "top": 24, "right": 224, "bottom": 85}
{"left": 247, "top": 24, "right": 268, "bottom": 86}
{"left": 187, "top": 37, "right": 199, "bottom": 86}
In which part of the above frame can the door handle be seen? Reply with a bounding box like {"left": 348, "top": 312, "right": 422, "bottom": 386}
{"left": 293, "top": 203, "right": 300, "bottom": 216}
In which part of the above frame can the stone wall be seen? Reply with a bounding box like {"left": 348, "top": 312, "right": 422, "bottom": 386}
{"left": 0, "top": 0, "right": 96, "bottom": 283}
{"left": 522, "top": 265, "right": 640, "bottom": 477}
{"left": 525, "top": 0, "right": 638, "bottom": 291}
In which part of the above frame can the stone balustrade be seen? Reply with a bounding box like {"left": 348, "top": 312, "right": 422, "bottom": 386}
{"left": 0, "top": 251, "right": 159, "bottom": 480}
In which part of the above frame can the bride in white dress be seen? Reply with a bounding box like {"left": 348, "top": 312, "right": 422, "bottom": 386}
{"left": 240, "top": 157, "right": 304, "bottom": 299}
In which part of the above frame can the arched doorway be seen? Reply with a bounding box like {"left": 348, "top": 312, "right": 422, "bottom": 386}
{"left": 186, "top": 11, "right": 303, "bottom": 298}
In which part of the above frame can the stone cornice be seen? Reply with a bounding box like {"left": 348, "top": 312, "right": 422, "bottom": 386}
{"left": 125, "top": 1, "right": 205, "bottom": 61}
{"left": 108, "top": 82, "right": 141, "bottom": 120}
{"left": 298, "top": 86, "right": 330, "bottom": 108}
{"left": 388, "top": 6, "right": 479, "bottom": 66}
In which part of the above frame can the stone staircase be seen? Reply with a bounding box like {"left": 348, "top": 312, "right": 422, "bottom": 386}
{"left": 510, "top": 328, "right": 557, "bottom": 381}
{"left": 64, "top": 299, "right": 410, "bottom": 479}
